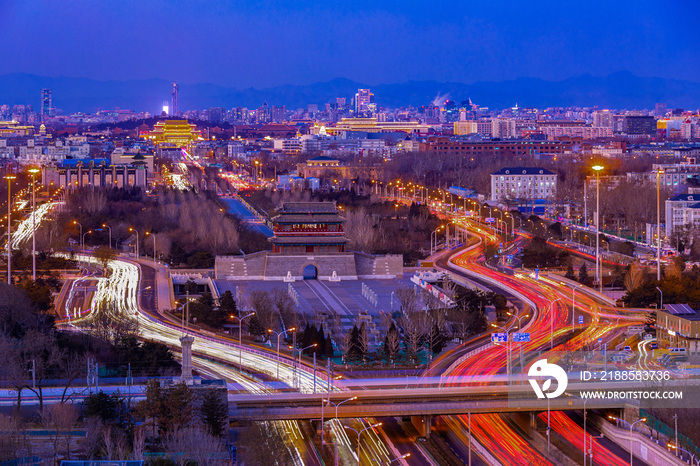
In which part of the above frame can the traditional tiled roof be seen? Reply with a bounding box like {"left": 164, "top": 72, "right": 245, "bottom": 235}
{"left": 278, "top": 202, "right": 338, "bottom": 214}
{"left": 271, "top": 214, "right": 344, "bottom": 223}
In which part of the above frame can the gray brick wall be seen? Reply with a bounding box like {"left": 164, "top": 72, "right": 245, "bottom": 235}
{"left": 215, "top": 251, "right": 403, "bottom": 280}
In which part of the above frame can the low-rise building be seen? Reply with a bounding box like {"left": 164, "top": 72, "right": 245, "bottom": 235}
{"left": 664, "top": 193, "right": 700, "bottom": 238}
{"left": 42, "top": 159, "right": 148, "bottom": 189}
{"left": 490, "top": 167, "right": 557, "bottom": 202}
{"left": 657, "top": 304, "right": 700, "bottom": 354}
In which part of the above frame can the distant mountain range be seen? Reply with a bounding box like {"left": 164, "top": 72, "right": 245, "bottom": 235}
{"left": 0, "top": 71, "right": 699, "bottom": 114}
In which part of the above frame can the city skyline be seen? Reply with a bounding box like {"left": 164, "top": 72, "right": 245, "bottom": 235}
{"left": 3, "top": 71, "right": 700, "bottom": 114}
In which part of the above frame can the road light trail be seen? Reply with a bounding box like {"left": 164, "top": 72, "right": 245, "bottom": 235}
{"left": 10, "top": 201, "right": 57, "bottom": 249}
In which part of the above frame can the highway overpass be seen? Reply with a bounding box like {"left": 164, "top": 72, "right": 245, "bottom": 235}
{"left": 229, "top": 383, "right": 639, "bottom": 421}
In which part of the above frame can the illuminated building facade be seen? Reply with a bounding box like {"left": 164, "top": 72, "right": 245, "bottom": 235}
{"left": 146, "top": 120, "right": 202, "bottom": 147}
{"left": 41, "top": 89, "right": 52, "bottom": 119}
{"left": 42, "top": 160, "right": 148, "bottom": 189}
{"left": 325, "top": 118, "right": 430, "bottom": 135}
{"left": 269, "top": 202, "right": 347, "bottom": 254}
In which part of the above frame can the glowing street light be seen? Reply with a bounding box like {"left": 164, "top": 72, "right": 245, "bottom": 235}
{"left": 128, "top": 227, "right": 139, "bottom": 258}
{"left": 592, "top": 165, "right": 604, "bottom": 293}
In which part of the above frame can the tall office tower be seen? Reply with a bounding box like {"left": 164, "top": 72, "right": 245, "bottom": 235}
{"left": 655, "top": 102, "right": 667, "bottom": 117}
{"left": 354, "top": 89, "right": 375, "bottom": 115}
{"left": 171, "top": 83, "right": 179, "bottom": 116}
{"left": 41, "top": 88, "right": 52, "bottom": 119}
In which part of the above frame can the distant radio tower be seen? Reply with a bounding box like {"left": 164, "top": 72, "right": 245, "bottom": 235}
{"left": 171, "top": 83, "right": 179, "bottom": 116}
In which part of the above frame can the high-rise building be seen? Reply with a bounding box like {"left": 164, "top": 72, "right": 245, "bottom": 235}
{"left": 171, "top": 83, "right": 179, "bottom": 116}
{"left": 41, "top": 88, "right": 52, "bottom": 119}
{"left": 655, "top": 103, "right": 667, "bottom": 117}
{"left": 592, "top": 110, "right": 613, "bottom": 128}
{"left": 270, "top": 105, "right": 286, "bottom": 122}
{"left": 354, "top": 89, "right": 375, "bottom": 115}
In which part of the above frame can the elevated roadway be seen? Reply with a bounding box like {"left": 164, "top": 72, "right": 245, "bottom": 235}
{"left": 228, "top": 383, "right": 645, "bottom": 421}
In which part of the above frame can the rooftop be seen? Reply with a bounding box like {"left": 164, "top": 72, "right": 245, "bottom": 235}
{"left": 492, "top": 167, "right": 556, "bottom": 176}
{"left": 663, "top": 304, "right": 700, "bottom": 321}
{"left": 277, "top": 202, "right": 338, "bottom": 214}
{"left": 271, "top": 214, "right": 344, "bottom": 223}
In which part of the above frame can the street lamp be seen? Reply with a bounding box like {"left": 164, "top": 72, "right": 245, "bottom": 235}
{"left": 568, "top": 394, "right": 591, "bottom": 466}
{"left": 592, "top": 165, "right": 604, "bottom": 293}
{"left": 101, "top": 223, "right": 112, "bottom": 249}
{"left": 668, "top": 444, "right": 697, "bottom": 466}
{"left": 344, "top": 422, "right": 382, "bottom": 466}
{"left": 28, "top": 168, "right": 40, "bottom": 281}
{"left": 145, "top": 231, "right": 157, "bottom": 263}
{"left": 491, "top": 323, "right": 512, "bottom": 382}
{"left": 267, "top": 327, "right": 296, "bottom": 380}
{"left": 128, "top": 227, "right": 139, "bottom": 258}
{"left": 656, "top": 286, "right": 663, "bottom": 312}
{"left": 506, "top": 312, "right": 529, "bottom": 373}
{"left": 327, "top": 396, "right": 358, "bottom": 466}
{"left": 82, "top": 230, "right": 93, "bottom": 250}
{"left": 230, "top": 311, "right": 255, "bottom": 370}
{"left": 296, "top": 343, "right": 317, "bottom": 388}
{"left": 566, "top": 283, "right": 583, "bottom": 331}
{"left": 609, "top": 416, "right": 646, "bottom": 465}
{"left": 328, "top": 396, "right": 358, "bottom": 423}
{"left": 5, "top": 174, "right": 16, "bottom": 284}
{"left": 72, "top": 220, "right": 83, "bottom": 252}
{"left": 431, "top": 225, "right": 443, "bottom": 255}
{"left": 549, "top": 297, "right": 562, "bottom": 349}
{"left": 656, "top": 168, "right": 664, "bottom": 281}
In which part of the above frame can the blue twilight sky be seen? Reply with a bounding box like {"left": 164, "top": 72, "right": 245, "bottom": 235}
{"left": 1, "top": 0, "right": 698, "bottom": 87}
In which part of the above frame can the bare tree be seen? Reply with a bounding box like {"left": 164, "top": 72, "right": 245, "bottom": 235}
{"left": 624, "top": 263, "right": 645, "bottom": 292}
{"left": 132, "top": 426, "right": 146, "bottom": 460}
{"left": 395, "top": 287, "right": 419, "bottom": 314}
{"left": 0, "top": 337, "right": 28, "bottom": 409}
{"left": 42, "top": 403, "right": 79, "bottom": 461}
{"left": 165, "top": 426, "right": 227, "bottom": 466}
{"left": 344, "top": 208, "right": 377, "bottom": 252}
{"left": 399, "top": 313, "right": 422, "bottom": 363}
{"left": 23, "top": 330, "right": 62, "bottom": 412}
{"left": 248, "top": 290, "right": 277, "bottom": 337}
{"left": 272, "top": 288, "right": 297, "bottom": 328}
{"left": 84, "top": 189, "right": 107, "bottom": 216}
{"left": 87, "top": 298, "right": 139, "bottom": 345}
{"left": 238, "top": 421, "right": 295, "bottom": 465}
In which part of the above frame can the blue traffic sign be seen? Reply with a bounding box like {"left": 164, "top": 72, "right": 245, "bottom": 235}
{"left": 578, "top": 316, "right": 584, "bottom": 324}
{"left": 491, "top": 332, "right": 508, "bottom": 343}
{"left": 513, "top": 332, "right": 530, "bottom": 343}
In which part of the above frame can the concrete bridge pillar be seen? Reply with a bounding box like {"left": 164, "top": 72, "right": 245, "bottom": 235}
{"left": 180, "top": 335, "right": 194, "bottom": 382}
{"left": 411, "top": 415, "right": 433, "bottom": 439}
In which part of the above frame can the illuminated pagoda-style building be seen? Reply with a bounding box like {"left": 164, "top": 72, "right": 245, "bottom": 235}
{"left": 146, "top": 119, "right": 202, "bottom": 147}
{"left": 269, "top": 202, "right": 346, "bottom": 254}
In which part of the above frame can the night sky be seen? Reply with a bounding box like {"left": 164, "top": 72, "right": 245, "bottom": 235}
{"left": 2, "top": 0, "right": 698, "bottom": 87}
